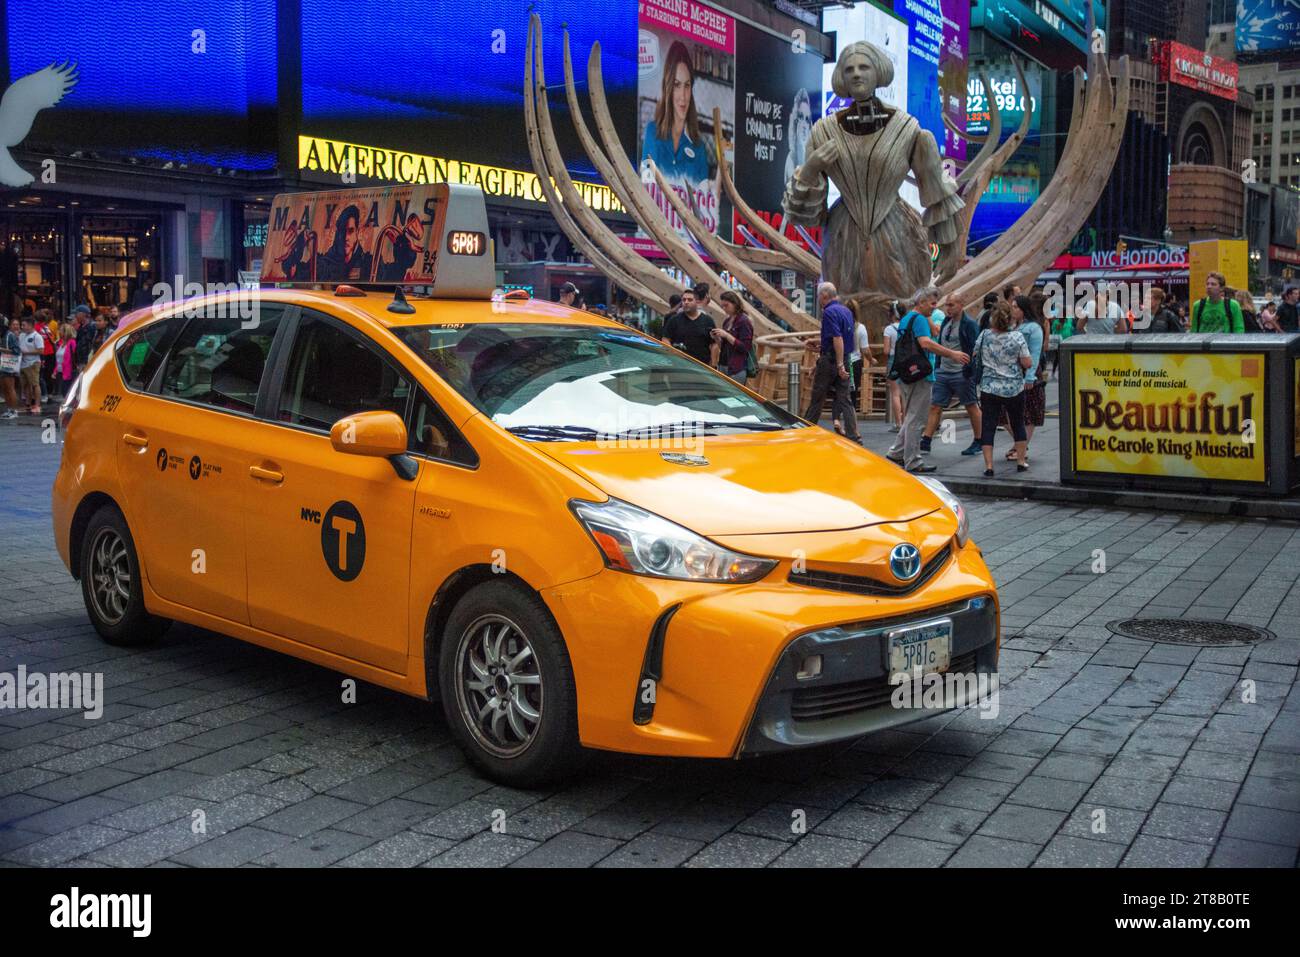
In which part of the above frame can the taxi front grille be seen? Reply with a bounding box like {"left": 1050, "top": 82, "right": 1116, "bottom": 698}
{"left": 790, "top": 651, "right": 979, "bottom": 722}
{"left": 788, "top": 544, "right": 952, "bottom": 598}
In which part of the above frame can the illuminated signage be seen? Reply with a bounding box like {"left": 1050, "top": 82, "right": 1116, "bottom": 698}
{"left": 1154, "top": 41, "right": 1238, "bottom": 101}
{"left": 966, "top": 65, "right": 1040, "bottom": 138}
{"left": 297, "top": 136, "right": 623, "bottom": 213}
{"left": 971, "top": 0, "right": 1104, "bottom": 70}
{"left": 447, "top": 230, "right": 487, "bottom": 256}
{"left": 1072, "top": 352, "right": 1266, "bottom": 483}
{"left": 1090, "top": 248, "right": 1188, "bottom": 268}
{"left": 1238, "top": 0, "right": 1300, "bottom": 54}
{"left": 259, "top": 182, "right": 496, "bottom": 299}
{"left": 243, "top": 222, "right": 268, "bottom": 249}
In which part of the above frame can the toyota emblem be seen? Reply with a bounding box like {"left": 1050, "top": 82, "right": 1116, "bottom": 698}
{"left": 889, "top": 543, "right": 922, "bottom": 582}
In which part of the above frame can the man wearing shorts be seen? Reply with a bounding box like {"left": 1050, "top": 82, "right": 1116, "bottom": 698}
{"left": 921, "top": 298, "right": 982, "bottom": 456}
{"left": 18, "top": 316, "right": 44, "bottom": 414}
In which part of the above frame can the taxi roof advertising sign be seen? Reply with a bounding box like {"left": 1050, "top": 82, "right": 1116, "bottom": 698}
{"left": 261, "top": 184, "right": 494, "bottom": 298}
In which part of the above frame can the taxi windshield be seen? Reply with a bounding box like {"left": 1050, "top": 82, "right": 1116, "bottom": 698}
{"left": 393, "top": 323, "right": 804, "bottom": 441}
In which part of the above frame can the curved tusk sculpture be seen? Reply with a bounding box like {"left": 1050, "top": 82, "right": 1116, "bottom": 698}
{"left": 525, "top": 15, "right": 676, "bottom": 314}
{"left": 944, "top": 110, "right": 986, "bottom": 145}
{"left": 944, "top": 61, "right": 1035, "bottom": 273}
{"left": 955, "top": 68, "right": 1004, "bottom": 189}
{"left": 583, "top": 40, "right": 777, "bottom": 330}
{"left": 523, "top": 17, "right": 671, "bottom": 313}
{"left": 649, "top": 158, "right": 815, "bottom": 332}
{"left": 943, "top": 53, "right": 1129, "bottom": 304}
{"left": 711, "top": 107, "right": 822, "bottom": 276}
{"left": 948, "top": 64, "right": 1107, "bottom": 298}
{"left": 946, "top": 59, "right": 1105, "bottom": 293}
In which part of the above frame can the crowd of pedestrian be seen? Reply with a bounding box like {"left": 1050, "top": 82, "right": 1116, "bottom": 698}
{"left": 0, "top": 302, "right": 117, "bottom": 419}
{"left": 572, "top": 269, "right": 1296, "bottom": 483}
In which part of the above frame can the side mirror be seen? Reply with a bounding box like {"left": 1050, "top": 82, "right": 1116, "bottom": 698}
{"left": 330, "top": 410, "right": 408, "bottom": 458}
{"left": 331, "top": 411, "right": 418, "bottom": 480}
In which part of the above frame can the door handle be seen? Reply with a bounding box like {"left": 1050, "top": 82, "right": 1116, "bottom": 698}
{"left": 122, "top": 431, "right": 148, "bottom": 448}
{"left": 249, "top": 465, "right": 284, "bottom": 484}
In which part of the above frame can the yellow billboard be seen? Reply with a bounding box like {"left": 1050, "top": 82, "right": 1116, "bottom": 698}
{"left": 1188, "top": 238, "right": 1249, "bottom": 300}
{"left": 298, "top": 135, "right": 622, "bottom": 213}
{"left": 1072, "top": 352, "right": 1266, "bottom": 483}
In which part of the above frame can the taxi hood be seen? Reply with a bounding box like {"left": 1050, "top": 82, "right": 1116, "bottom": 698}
{"left": 538, "top": 427, "right": 941, "bottom": 537}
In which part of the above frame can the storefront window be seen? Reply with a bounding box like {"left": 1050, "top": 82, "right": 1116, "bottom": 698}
{"left": 80, "top": 215, "right": 161, "bottom": 312}
{"left": 0, "top": 216, "right": 65, "bottom": 319}
{"left": 241, "top": 203, "right": 270, "bottom": 279}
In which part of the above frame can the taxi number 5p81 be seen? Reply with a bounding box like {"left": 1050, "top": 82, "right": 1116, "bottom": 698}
{"left": 888, "top": 620, "right": 953, "bottom": 683}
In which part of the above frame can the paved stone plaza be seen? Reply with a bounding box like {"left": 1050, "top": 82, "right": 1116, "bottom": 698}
{"left": 1, "top": 419, "right": 1298, "bottom": 868}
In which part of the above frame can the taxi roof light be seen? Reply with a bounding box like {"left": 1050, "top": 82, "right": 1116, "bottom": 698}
{"left": 259, "top": 182, "right": 495, "bottom": 300}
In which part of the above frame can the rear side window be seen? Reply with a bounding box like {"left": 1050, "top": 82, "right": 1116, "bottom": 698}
{"left": 159, "top": 310, "right": 283, "bottom": 414}
{"left": 277, "top": 314, "right": 410, "bottom": 430}
{"left": 115, "top": 316, "right": 184, "bottom": 391}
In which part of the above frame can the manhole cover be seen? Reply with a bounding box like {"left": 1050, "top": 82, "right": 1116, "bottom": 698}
{"left": 1106, "top": 618, "right": 1273, "bottom": 646}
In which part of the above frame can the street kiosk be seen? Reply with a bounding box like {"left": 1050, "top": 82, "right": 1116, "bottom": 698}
{"left": 1059, "top": 334, "right": 1300, "bottom": 497}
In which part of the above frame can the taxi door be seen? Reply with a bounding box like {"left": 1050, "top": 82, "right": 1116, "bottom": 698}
{"left": 243, "top": 310, "right": 416, "bottom": 674}
{"left": 115, "top": 306, "right": 288, "bottom": 625}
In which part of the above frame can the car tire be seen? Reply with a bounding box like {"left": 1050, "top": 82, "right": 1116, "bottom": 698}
{"left": 79, "top": 504, "right": 172, "bottom": 647}
{"left": 438, "top": 580, "right": 585, "bottom": 787}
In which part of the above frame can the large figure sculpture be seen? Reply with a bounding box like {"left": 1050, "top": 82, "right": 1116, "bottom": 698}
{"left": 524, "top": 10, "right": 1130, "bottom": 403}
{"left": 782, "top": 42, "right": 963, "bottom": 312}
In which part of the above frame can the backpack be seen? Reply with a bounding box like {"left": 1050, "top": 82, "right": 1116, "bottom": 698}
{"left": 969, "top": 330, "right": 986, "bottom": 386}
{"left": 1191, "top": 298, "right": 1242, "bottom": 333}
{"left": 889, "top": 311, "right": 932, "bottom": 384}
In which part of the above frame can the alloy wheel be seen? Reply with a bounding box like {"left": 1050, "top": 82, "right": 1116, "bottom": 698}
{"left": 88, "top": 526, "right": 132, "bottom": 626}
{"left": 454, "top": 614, "right": 544, "bottom": 758}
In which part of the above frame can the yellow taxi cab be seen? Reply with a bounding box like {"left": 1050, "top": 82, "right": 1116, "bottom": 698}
{"left": 52, "top": 184, "right": 999, "bottom": 786}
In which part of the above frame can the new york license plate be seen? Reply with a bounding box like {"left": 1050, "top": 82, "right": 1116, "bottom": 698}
{"left": 887, "top": 620, "right": 952, "bottom": 683}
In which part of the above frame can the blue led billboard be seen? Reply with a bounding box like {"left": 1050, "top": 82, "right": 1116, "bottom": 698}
{"left": 6, "top": 0, "right": 278, "bottom": 170}
{"left": 1238, "top": 1, "right": 1300, "bottom": 53}
{"left": 299, "top": 0, "right": 638, "bottom": 180}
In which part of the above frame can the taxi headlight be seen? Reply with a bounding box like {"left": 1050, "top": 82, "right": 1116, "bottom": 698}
{"left": 915, "top": 476, "right": 969, "bottom": 548}
{"left": 570, "top": 498, "right": 776, "bottom": 583}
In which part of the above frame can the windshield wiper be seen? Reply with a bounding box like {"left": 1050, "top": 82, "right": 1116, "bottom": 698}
{"left": 613, "top": 421, "right": 785, "bottom": 439}
{"left": 504, "top": 424, "right": 603, "bottom": 442}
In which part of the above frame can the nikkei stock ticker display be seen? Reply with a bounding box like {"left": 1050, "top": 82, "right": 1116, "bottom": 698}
{"left": 6, "top": 0, "right": 278, "bottom": 170}
{"left": 1071, "top": 352, "right": 1266, "bottom": 484}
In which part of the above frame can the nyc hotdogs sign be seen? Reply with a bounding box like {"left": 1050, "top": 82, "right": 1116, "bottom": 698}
{"left": 1072, "top": 352, "right": 1264, "bottom": 483}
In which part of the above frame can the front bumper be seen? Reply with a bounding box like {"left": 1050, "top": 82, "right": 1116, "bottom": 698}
{"left": 541, "top": 537, "right": 999, "bottom": 759}
{"left": 738, "top": 597, "right": 998, "bottom": 755}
